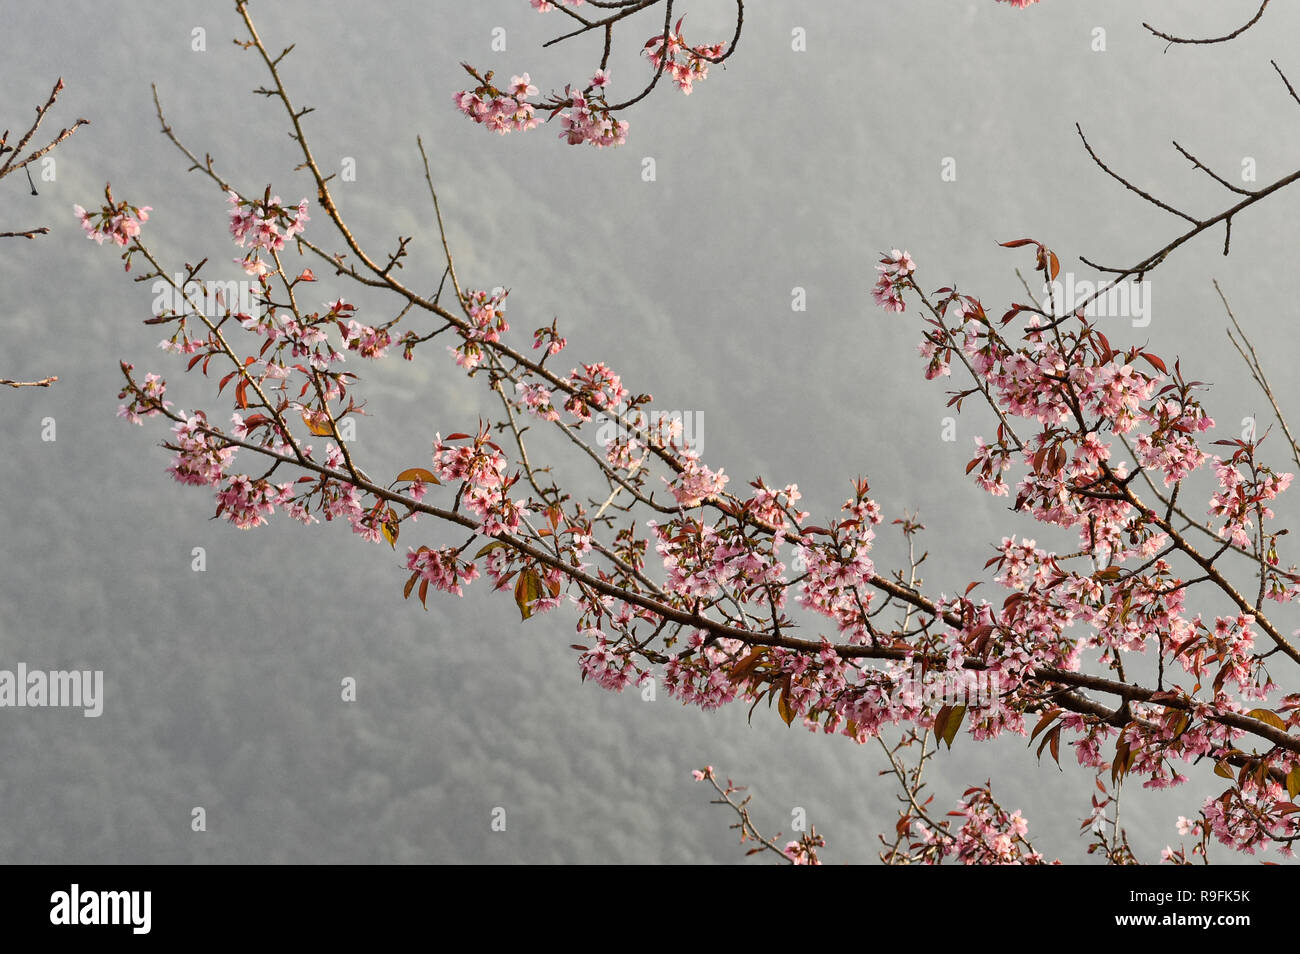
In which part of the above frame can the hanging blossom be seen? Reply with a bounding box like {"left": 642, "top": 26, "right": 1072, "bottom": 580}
{"left": 165, "top": 412, "right": 235, "bottom": 488}
{"left": 406, "top": 546, "right": 481, "bottom": 598}
{"left": 515, "top": 381, "right": 560, "bottom": 422}
{"left": 664, "top": 631, "right": 744, "bottom": 710}
{"left": 643, "top": 16, "right": 725, "bottom": 95}
{"left": 457, "top": 11, "right": 728, "bottom": 147}
{"left": 341, "top": 319, "right": 392, "bottom": 360}
{"left": 215, "top": 474, "right": 295, "bottom": 531}
{"left": 556, "top": 83, "right": 629, "bottom": 148}
{"left": 872, "top": 249, "right": 915, "bottom": 313}
{"left": 578, "top": 632, "right": 641, "bottom": 692}
{"left": 449, "top": 288, "right": 510, "bottom": 370}
{"left": 432, "top": 430, "right": 528, "bottom": 537}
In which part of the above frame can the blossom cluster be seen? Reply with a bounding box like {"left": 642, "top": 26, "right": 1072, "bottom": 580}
{"left": 452, "top": 73, "right": 541, "bottom": 136}
{"left": 433, "top": 430, "right": 528, "bottom": 537}
{"left": 116, "top": 368, "right": 170, "bottom": 424}
{"left": 406, "top": 545, "right": 481, "bottom": 598}
{"left": 563, "top": 362, "right": 630, "bottom": 422}
{"left": 449, "top": 288, "right": 510, "bottom": 369}
{"left": 74, "top": 201, "right": 150, "bottom": 248}
{"left": 643, "top": 18, "right": 725, "bottom": 95}
{"left": 867, "top": 247, "right": 1300, "bottom": 855}
{"left": 455, "top": 8, "right": 729, "bottom": 147}
{"left": 871, "top": 249, "right": 914, "bottom": 313}
{"left": 556, "top": 82, "right": 629, "bottom": 149}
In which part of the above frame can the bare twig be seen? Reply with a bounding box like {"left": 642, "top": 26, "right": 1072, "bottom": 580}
{"left": 0, "top": 375, "right": 58, "bottom": 388}
{"left": 1144, "top": 1, "right": 1270, "bottom": 46}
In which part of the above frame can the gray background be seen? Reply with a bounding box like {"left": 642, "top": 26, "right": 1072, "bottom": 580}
{"left": 1, "top": 0, "right": 1297, "bottom": 863}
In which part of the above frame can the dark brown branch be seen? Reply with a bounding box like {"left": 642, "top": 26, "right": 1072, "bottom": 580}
{"left": 1143, "top": 1, "right": 1270, "bottom": 46}
{"left": 1076, "top": 124, "right": 1199, "bottom": 226}
{"left": 0, "top": 227, "right": 50, "bottom": 239}
{"left": 1171, "top": 140, "right": 1254, "bottom": 196}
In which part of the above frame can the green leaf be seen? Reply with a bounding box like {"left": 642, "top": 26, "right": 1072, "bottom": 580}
{"left": 475, "top": 541, "right": 508, "bottom": 560}
{"left": 941, "top": 704, "right": 966, "bottom": 750}
{"left": 514, "top": 568, "right": 543, "bottom": 621}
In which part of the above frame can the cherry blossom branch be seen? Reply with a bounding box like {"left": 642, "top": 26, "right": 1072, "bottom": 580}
{"left": 220, "top": 2, "right": 715, "bottom": 500}
{"left": 92, "top": 0, "right": 1300, "bottom": 860}
{"left": 454, "top": 0, "right": 741, "bottom": 146}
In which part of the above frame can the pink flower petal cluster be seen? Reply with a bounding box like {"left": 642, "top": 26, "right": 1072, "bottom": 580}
{"left": 452, "top": 74, "right": 542, "bottom": 135}
{"left": 432, "top": 431, "right": 527, "bottom": 536}
{"left": 406, "top": 546, "right": 481, "bottom": 597}
{"left": 578, "top": 632, "right": 640, "bottom": 691}
{"left": 871, "top": 249, "right": 915, "bottom": 312}
{"left": 515, "top": 381, "right": 560, "bottom": 421}
{"left": 563, "top": 362, "right": 629, "bottom": 422}
{"left": 215, "top": 474, "right": 294, "bottom": 530}
{"left": 665, "top": 454, "right": 729, "bottom": 508}
{"left": 74, "top": 202, "right": 150, "bottom": 247}
{"left": 165, "top": 413, "right": 235, "bottom": 487}
{"left": 663, "top": 632, "right": 742, "bottom": 709}
{"left": 117, "top": 371, "right": 171, "bottom": 424}
{"left": 557, "top": 84, "right": 628, "bottom": 148}
{"left": 643, "top": 18, "right": 725, "bottom": 95}
{"left": 227, "top": 191, "right": 309, "bottom": 252}
{"left": 341, "top": 319, "right": 391, "bottom": 359}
